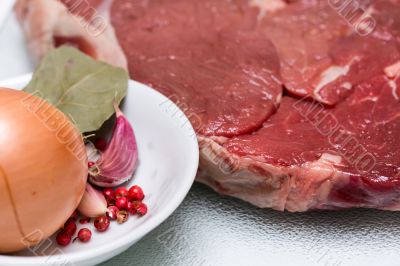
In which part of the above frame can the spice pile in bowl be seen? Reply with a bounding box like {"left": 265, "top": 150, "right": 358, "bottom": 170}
{"left": 56, "top": 184, "right": 148, "bottom": 246}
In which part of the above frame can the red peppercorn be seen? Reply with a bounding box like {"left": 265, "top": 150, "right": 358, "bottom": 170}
{"left": 115, "top": 187, "right": 128, "bottom": 198}
{"left": 56, "top": 230, "right": 72, "bottom": 246}
{"left": 127, "top": 201, "right": 137, "bottom": 215}
{"left": 106, "top": 197, "right": 116, "bottom": 207}
{"left": 116, "top": 197, "right": 128, "bottom": 210}
{"left": 94, "top": 138, "right": 107, "bottom": 151}
{"left": 128, "top": 185, "right": 144, "bottom": 201}
{"left": 88, "top": 161, "right": 95, "bottom": 168}
{"left": 77, "top": 228, "right": 92, "bottom": 243}
{"left": 64, "top": 219, "right": 77, "bottom": 236}
{"left": 103, "top": 188, "right": 115, "bottom": 200}
{"left": 79, "top": 217, "right": 91, "bottom": 224}
{"left": 94, "top": 215, "right": 110, "bottom": 232}
{"left": 107, "top": 206, "right": 119, "bottom": 220}
{"left": 136, "top": 202, "right": 148, "bottom": 216}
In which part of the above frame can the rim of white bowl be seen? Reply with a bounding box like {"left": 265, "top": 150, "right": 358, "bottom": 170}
{"left": 0, "top": 73, "right": 199, "bottom": 265}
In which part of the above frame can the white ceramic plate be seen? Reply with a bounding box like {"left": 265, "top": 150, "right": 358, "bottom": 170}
{"left": 0, "top": 74, "right": 199, "bottom": 266}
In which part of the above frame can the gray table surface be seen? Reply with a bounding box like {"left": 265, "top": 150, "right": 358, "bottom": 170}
{"left": 2, "top": 6, "right": 400, "bottom": 266}
{"left": 97, "top": 183, "right": 400, "bottom": 266}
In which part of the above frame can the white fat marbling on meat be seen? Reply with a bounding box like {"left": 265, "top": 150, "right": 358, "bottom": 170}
{"left": 385, "top": 61, "right": 400, "bottom": 79}
{"left": 249, "top": 0, "right": 286, "bottom": 20}
{"left": 276, "top": 92, "right": 282, "bottom": 104}
{"left": 342, "top": 82, "right": 352, "bottom": 90}
{"left": 243, "top": 68, "right": 273, "bottom": 87}
{"left": 320, "top": 153, "right": 343, "bottom": 165}
{"left": 313, "top": 61, "right": 354, "bottom": 100}
{"left": 388, "top": 79, "right": 399, "bottom": 101}
{"left": 249, "top": 79, "right": 261, "bottom": 87}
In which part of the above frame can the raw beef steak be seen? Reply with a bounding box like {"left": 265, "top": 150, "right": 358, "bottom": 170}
{"left": 263, "top": 0, "right": 400, "bottom": 105}
{"left": 209, "top": 75, "right": 400, "bottom": 211}
{"left": 110, "top": 0, "right": 283, "bottom": 137}
{"left": 14, "top": 0, "right": 400, "bottom": 211}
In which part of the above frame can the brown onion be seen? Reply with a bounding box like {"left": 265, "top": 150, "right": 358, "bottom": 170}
{"left": 0, "top": 88, "right": 87, "bottom": 253}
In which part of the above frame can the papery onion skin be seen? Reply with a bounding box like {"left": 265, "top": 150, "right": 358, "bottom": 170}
{"left": 0, "top": 88, "right": 87, "bottom": 253}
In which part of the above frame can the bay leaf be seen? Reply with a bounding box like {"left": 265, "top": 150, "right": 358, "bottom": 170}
{"left": 24, "top": 46, "right": 129, "bottom": 133}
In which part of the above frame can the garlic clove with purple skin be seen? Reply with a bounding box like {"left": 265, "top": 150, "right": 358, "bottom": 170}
{"left": 77, "top": 183, "right": 108, "bottom": 218}
{"left": 88, "top": 102, "right": 139, "bottom": 187}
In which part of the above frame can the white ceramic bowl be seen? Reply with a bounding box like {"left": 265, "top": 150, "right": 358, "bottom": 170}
{"left": 0, "top": 74, "right": 199, "bottom": 266}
